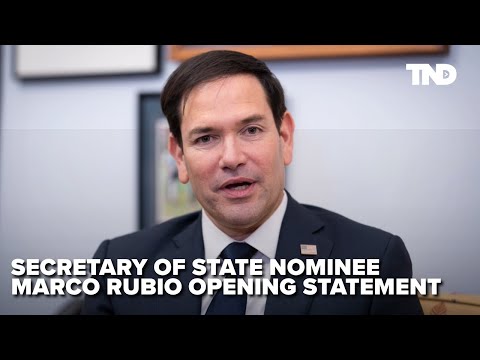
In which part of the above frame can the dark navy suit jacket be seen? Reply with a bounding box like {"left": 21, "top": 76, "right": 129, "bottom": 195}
{"left": 81, "top": 192, "right": 423, "bottom": 315}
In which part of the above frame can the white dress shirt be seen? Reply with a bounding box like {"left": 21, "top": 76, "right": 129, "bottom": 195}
{"left": 200, "top": 190, "right": 288, "bottom": 315}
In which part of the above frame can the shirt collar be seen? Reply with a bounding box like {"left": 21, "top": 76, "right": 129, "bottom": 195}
{"left": 202, "top": 190, "right": 288, "bottom": 260}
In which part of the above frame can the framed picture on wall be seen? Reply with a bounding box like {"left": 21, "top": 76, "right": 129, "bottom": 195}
{"left": 138, "top": 93, "right": 201, "bottom": 229}
{"left": 15, "top": 45, "right": 161, "bottom": 80}
{"left": 170, "top": 45, "right": 448, "bottom": 61}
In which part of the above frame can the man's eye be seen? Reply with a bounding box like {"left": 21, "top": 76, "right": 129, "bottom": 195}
{"left": 246, "top": 127, "right": 260, "bottom": 135}
{"left": 197, "top": 135, "right": 211, "bottom": 143}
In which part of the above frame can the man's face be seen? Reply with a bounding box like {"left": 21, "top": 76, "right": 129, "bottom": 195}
{"left": 169, "top": 74, "right": 295, "bottom": 239}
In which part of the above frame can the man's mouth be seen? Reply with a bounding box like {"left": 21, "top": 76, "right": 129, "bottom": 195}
{"left": 220, "top": 177, "right": 255, "bottom": 189}
{"left": 219, "top": 177, "right": 256, "bottom": 198}
{"left": 224, "top": 181, "right": 252, "bottom": 191}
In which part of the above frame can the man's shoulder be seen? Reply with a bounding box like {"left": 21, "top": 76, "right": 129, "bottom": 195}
{"left": 301, "top": 202, "right": 386, "bottom": 232}
{"left": 101, "top": 211, "right": 201, "bottom": 258}
{"left": 298, "top": 201, "right": 398, "bottom": 254}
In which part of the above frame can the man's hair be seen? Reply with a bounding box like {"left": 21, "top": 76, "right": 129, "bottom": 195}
{"left": 161, "top": 49, "right": 287, "bottom": 148}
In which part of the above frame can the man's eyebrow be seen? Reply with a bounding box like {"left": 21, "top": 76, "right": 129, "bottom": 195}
{"left": 188, "top": 126, "right": 215, "bottom": 138}
{"left": 239, "top": 115, "right": 265, "bottom": 126}
{"left": 187, "top": 115, "right": 265, "bottom": 139}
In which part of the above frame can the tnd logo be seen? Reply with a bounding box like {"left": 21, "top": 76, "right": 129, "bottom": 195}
{"left": 406, "top": 64, "right": 457, "bottom": 85}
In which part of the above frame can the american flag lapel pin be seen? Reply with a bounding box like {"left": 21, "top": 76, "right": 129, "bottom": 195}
{"left": 300, "top": 244, "right": 317, "bottom": 255}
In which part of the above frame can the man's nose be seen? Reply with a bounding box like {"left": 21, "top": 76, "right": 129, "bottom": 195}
{"left": 219, "top": 137, "right": 247, "bottom": 170}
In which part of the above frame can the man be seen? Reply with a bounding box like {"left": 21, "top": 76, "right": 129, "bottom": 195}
{"left": 82, "top": 50, "right": 423, "bottom": 315}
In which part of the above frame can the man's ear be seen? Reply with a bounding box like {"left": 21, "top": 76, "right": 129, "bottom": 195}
{"left": 280, "top": 111, "right": 295, "bottom": 166}
{"left": 168, "top": 133, "right": 189, "bottom": 184}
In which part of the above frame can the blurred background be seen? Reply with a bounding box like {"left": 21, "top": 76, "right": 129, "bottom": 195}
{"left": 1, "top": 45, "right": 479, "bottom": 314}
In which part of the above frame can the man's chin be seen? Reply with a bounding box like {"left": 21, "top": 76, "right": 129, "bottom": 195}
{"left": 217, "top": 212, "right": 260, "bottom": 229}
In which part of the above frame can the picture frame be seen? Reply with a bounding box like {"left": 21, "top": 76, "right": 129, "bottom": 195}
{"left": 138, "top": 93, "right": 201, "bottom": 229}
{"left": 15, "top": 45, "right": 161, "bottom": 80}
{"left": 170, "top": 45, "right": 448, "bottom": 61}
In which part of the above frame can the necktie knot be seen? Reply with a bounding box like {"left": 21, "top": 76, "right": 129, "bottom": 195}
{"left": 221, "top": 242, "right": 256, "bottom": 261}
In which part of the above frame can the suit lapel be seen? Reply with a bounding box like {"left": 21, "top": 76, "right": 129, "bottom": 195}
{"left": 141, "top": 193, "right": 333, "bottom": 315}
{"left": 265, "top": 193, "right": 333, "bottom": 315}
{"left": 143, "top": 213, "right": 205, "bottom": 314}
